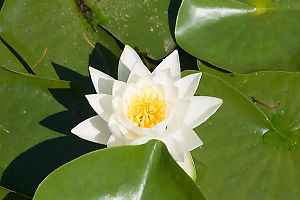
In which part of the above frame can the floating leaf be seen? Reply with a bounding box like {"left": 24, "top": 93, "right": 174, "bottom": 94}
{"left": 0, "top": 38, "right": 28, "bottom": 73}
{"left": 182, "top": 67, "right": 300, "bottom": 199}
{"left": 0, "top": 68, "right": 103, "bottom": 195}
{"left": 176, "top": 0, "right": 300, "bottom": 73}
{"left": 85, "top": 0, "right": 180, "bottom": 59}
{"left": 0, "top": 186, "right": 31, "bottom": 200}
{"left": 33, "top": 140, "right": 205, "bottom": 200}
{"left": 0, "top": 0, "right": 121, "bottom": 87}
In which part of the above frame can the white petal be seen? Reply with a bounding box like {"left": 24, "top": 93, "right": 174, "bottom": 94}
{"left": 89, "top": 66, "right": 114, "bottom": 94}
{"left": 184, "top": 96, "right": 223, "bottom": 129}
{"left": 174, "top": 73, "right": 202, "bottom": 98}
{"left": 108, "top": 115, "right": 130, "bottom": 140}
{"left": 162, "top": 124, "right": 203, "bottom": 162}
{"left": 86, "top": 94, "right": 113, "bottom": 121}
{"left": 118, "top": 45, "right": 146, "bottom": 82}
{"left": 153, "top": 50, "right": 180, "bottom": 80}
{"left": 107, "top": 135, "right": 127, "bottom": 148}
{"left": 177, "top": 152, "right": 196, "bottom": 181}
{"left": 164, "top": 98, "right": 189, "bottom": 132}
{"left": 71, "top": 116, "right": 111, "bottom": 144}
{"left": 151, "top": 68, "right": 175, "bottom": 85}
{"left": 127, "top": 62, "right": 151, "bottom": 83}
{"left": 130, "top": 136, "right": 154, "bottom": 146}
{"left": 112, "top": 80, "right": 127, "bottom": 97}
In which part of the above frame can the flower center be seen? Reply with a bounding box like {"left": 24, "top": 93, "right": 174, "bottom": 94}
{"left": 125, "top": 86, "right": 166, "bottom": 128}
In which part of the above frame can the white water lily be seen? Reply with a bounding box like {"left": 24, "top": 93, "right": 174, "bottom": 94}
{"left": 71, "top": 45, "right": 222, "bottom": 180}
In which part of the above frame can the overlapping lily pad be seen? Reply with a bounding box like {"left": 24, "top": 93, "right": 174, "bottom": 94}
{"left": 0, "top": 0, "right": 121, "bottom": 86}
{"left": 85, "top": 0, "right": 179, "bottom": 59}
{"left": 176, "top": 0, "right": 300, "bottom": 73}
{"left": 0, "top": 38, "right": 28, "bottom": 74}
{"left": 0, "top": 67, "right": 103, "bottom": 195}
{"left": 33, "top": 140, "right": 205, "bottom": 200}
{"left": 0, "top": 186, "right": 31, "bottom": 200}
{"left": 183, "top": 66, "right": 300, "bottom": 199}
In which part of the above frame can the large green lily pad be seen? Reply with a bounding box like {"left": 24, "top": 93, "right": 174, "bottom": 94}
{"left": 182, "top": 67, "right": 300, "bottom": 199}
{"left": 176, "top": 0, "right": 300, "bottom": 73}
{"left": 33, "top": 140, "right": 205, "bottom": 200}
{"left": 0, "top": 0, "right": 121, "bottom": 87}
{"left": 85, "top": 0, "right": 179, "bottom": 60}
{"left": 0, "top": 67, "right": 103, "bottom": 195}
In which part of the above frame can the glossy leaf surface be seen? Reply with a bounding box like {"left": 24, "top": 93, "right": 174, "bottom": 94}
{"left": 0, "top": 68, "right": 102, "bottom": 195}
{"left": 176, "top": 0, "right": 300, "bottom": 73}
{"left": 33, "top": 140, "right": 205, "bottom": 200}
{"left": 0, "top": 0, "right": 121, "bottom": 87}
{"left": 182, "top": 68, "right": 300, "bottom": 199}
{"left": 85, "top": 0, "right": 179, "bottom": 59}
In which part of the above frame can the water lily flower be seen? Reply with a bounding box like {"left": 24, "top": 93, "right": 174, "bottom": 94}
{"left": 71, "top": 45, "right": 222, "bottom": 180}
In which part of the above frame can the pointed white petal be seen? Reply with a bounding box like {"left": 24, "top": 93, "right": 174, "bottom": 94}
{"left": 162, "top": 124, "right": 203, "bottom": 162}
{"left": 108, "top": 115, "right": 129, "bottom": 139}
{"left": 184, "top": 96, "right": 223, "bottom": 128}
{"left": 107, "top": 135, "right": 127, "bottom": 148}
{"left": 112, "top": 80, "right": 127, "bottom": 97}
{"left": 151, "top": 68, "right": 175, "bottom": 85}
{"left": 71, "top": 116, "right": 111, "bottom": 144}
{"left": 153, "top": 50, "right": 180, "bottom": 80}
{"left": 127, "top": 62, "right": 151, "bottom": 83}
{"left": 174, "top": 73, "right": 202, "bottom": 98}
{"left": 177, "top": 152, "right": 196, "bottom": 181}
{"left": 89, "top": 66, "right": 114, "bottom": 94}
{"left": 118, "top": 45, "right": 146, "bottom": 82}
{"left": 164, "top": 98, "right": 189, "bottom": 132}
{"left": 86, "top": 94, "right": 113, "bottom": 121}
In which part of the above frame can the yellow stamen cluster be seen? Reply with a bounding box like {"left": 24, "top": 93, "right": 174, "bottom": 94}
{"left": 125, "top": 86, "right": 166, "bottom": 128}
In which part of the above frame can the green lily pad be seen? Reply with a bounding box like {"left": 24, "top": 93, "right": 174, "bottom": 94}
{"left": 176, "top": 0, "right": 300, "bottom": 73}
{"left": 0, "top": 67, "right": 103, "bottom": 195}
{"left": 85, "top": 0, "right": 179, "bottom": 60}
{"left": 182, "top": 67, "right": 300, "bottom": 199}
{"left": 0, "top": 0, "right": 121, "bottom": 87}
{"left": 33, "top": 140, "right": 205, "bottom": 200}
{"left": 0, "top": 186, "right": 31, "bottom": 200}
{"left": 0, "top": 38, "right": 28, "bottom": 74}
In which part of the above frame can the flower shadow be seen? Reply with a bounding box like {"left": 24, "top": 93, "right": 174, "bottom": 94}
{"left": 0, "top": 135, "right": 103, "bottom": 196}
{"left": 0, "top": 43, "right": 116, "bottom": 196}
{"left": 52, "top": 42, "right": 119, "bottom": 92}
{"left": 39, "top": 83, "right": 94, "bottom": 135}
{"left": 0, "top": 78, "right": 105, "bottom": 196}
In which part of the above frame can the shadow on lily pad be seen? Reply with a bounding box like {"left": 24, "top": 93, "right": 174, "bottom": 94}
{"left": 1, "top": 62, "right": 110, "bottom": 196}
{"left": 0, "top": 135, "right": 104, "bottom": 196}
{"left": 52, "top": 42, "right": 119, "bottom": 92}
{"left": 0, "top": 0, "right": 4, "bottom": 12}
{"left": 39, "top": 82, "right": 95, "bottom": 135}
{"left": 3, "top": 192, "right": 31, "bottom": 200}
